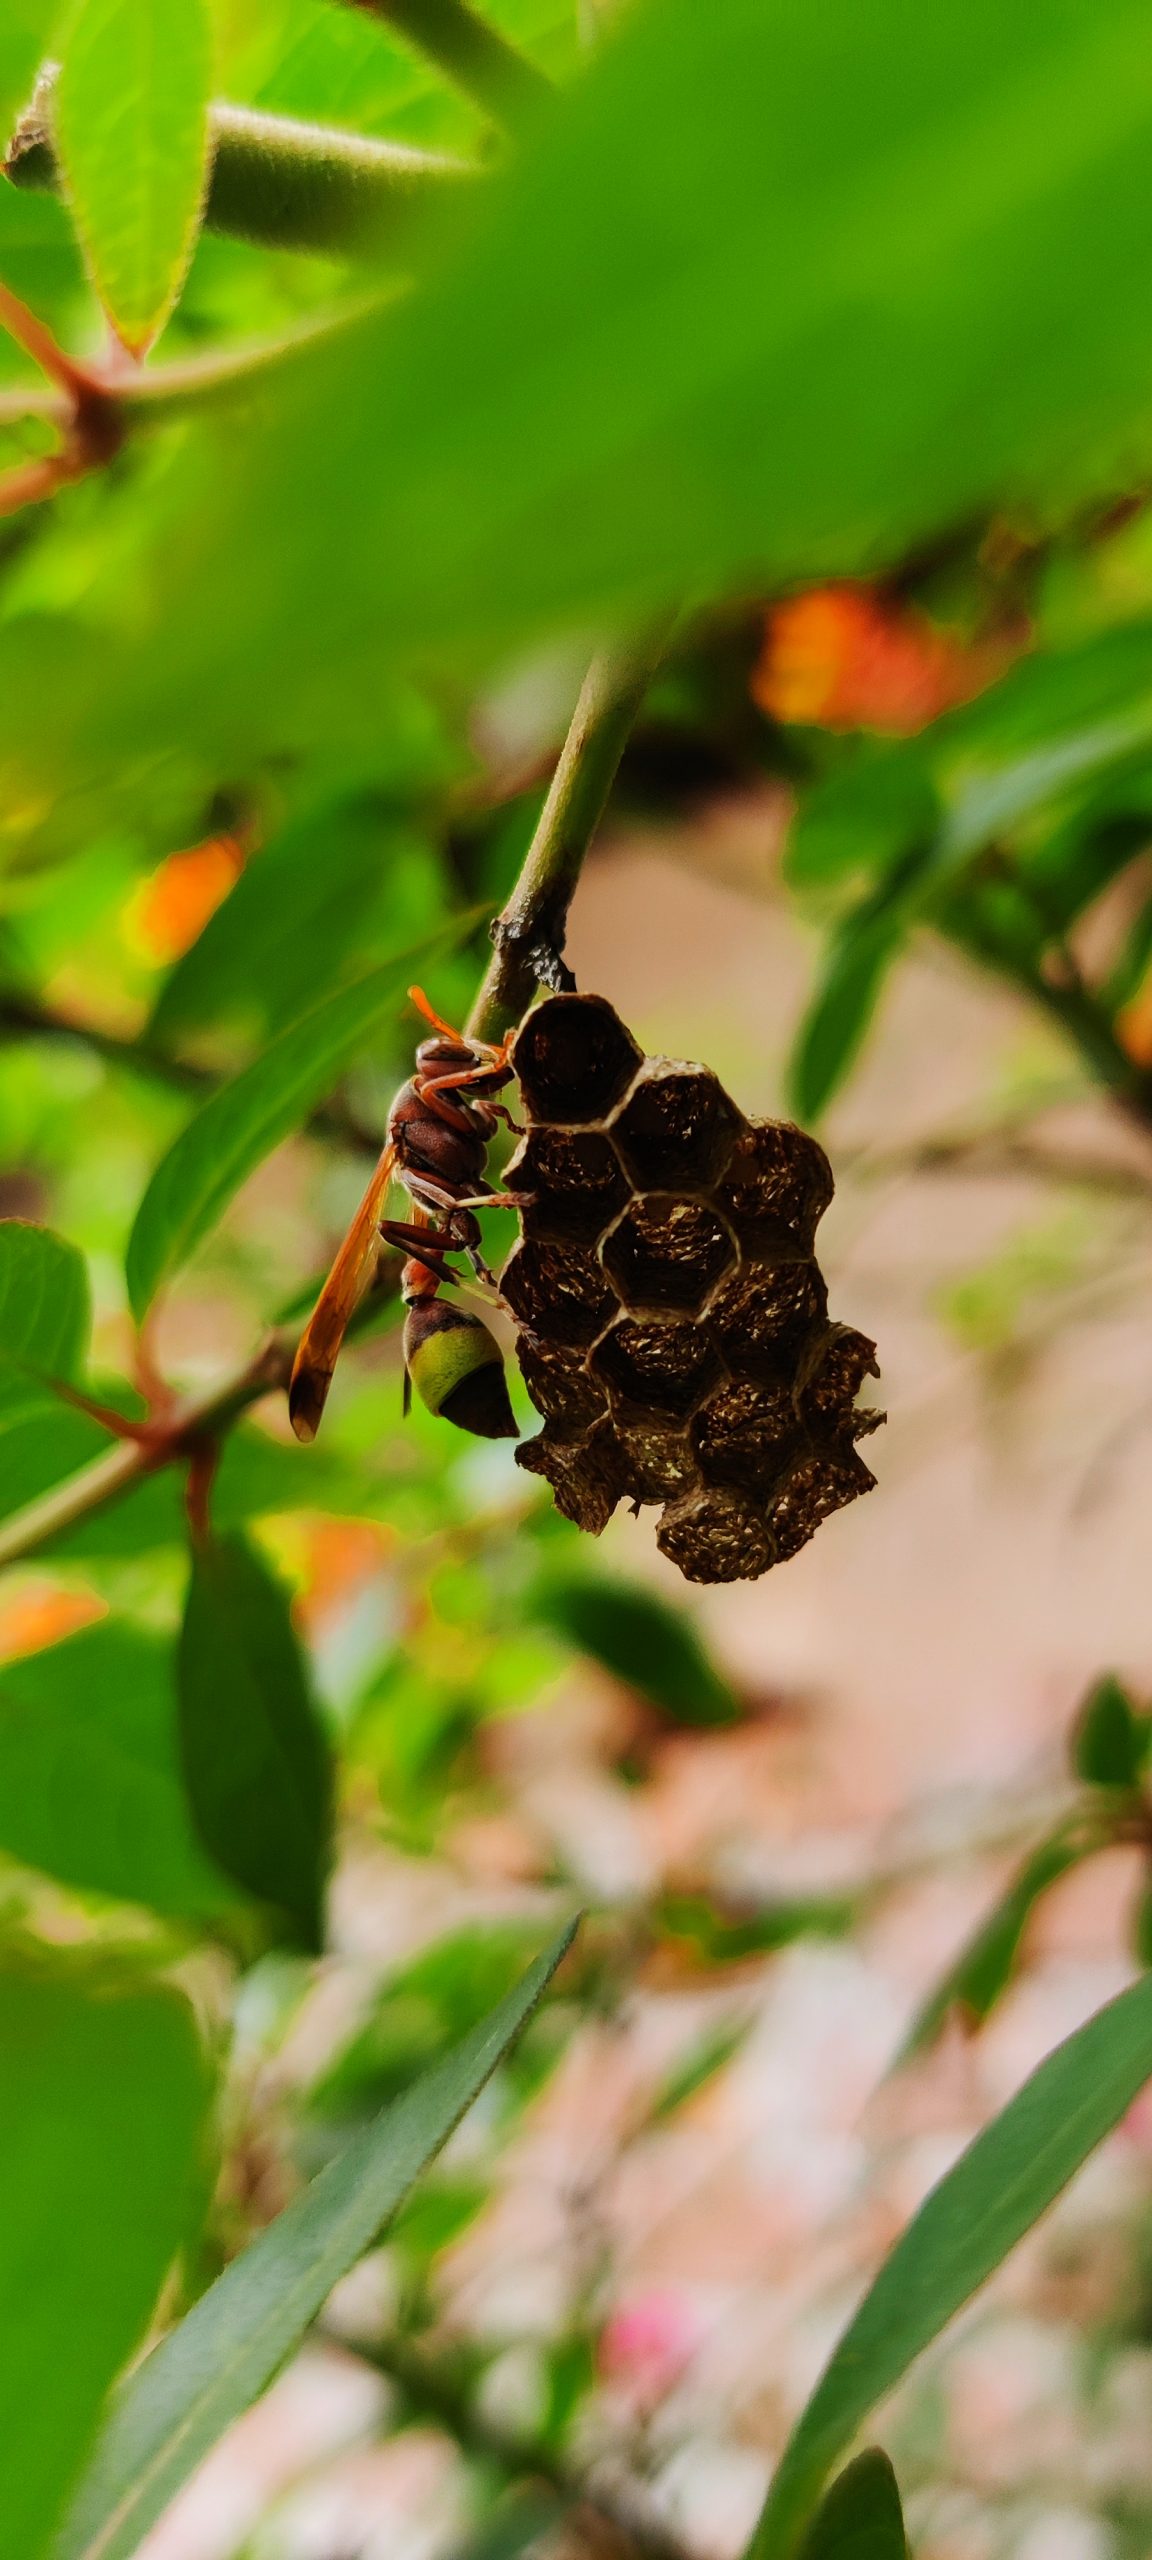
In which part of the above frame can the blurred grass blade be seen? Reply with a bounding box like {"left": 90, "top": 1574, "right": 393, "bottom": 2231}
{"left": 178, "top": 1529, "right": 332, "bottom": 1952}
{"left": 896, "top": 1829, "right": 1085, "bottom": 2062}
{"left": 788, "top": 891, "right": 911, "bottom": 1122}
{"left": 748, "top": 1972, "right": 1152, "bottom": 2560}
{"left": 55, "top": 1922, "right": 578, "bottom": 2560}
{"left": 802, "top": 2451, "right": 907, "bottom": 2560}
{"left": 0, "top": 1221, "right": 90, "bottom": 1393}
{"left": 54, "top": 0, "right": 212, "bottom": 351}
{"left": 125, "top": 934, "right": 451, "bottom": 1319}
{"left": 533, "top": 1571, "right": 738, "bottom": 1725}
{"left": 0, "top": 1966, "right": 209, "bottom": 2560}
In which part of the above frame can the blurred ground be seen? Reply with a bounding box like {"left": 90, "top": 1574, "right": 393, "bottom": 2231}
{"left": 141, "top": 808, "right": 1152, "bottom": 2560}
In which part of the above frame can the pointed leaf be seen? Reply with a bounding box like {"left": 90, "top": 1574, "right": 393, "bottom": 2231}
{"left": 1073, "top": 1673, "right": 1146, "bottom": 1789}
{"left": 0, "top": 1964, "right": 209, "bottom": 2560}
{"left": 788, "top": 899, "right": 908, "bottom": 1122}
{"left": 802, "top": 2453, "right": 907, "bottom": 2560}
{"left": 0, "top": 1618, "right": 236, "bottom": 1920}
{"left": 125, "top": 935, "right": 450, "bottom": 1320}
{"left": 534, "top": 1572, "right": 738, "bottom": 1726}
{"left": 53, "top": 0, "right": 212, "bottom": 351}
{"left": 899, "top": 1830, "right": 1085, "bottom": 2059}
{"left": 748, "top": 1972, "right": 1152, "bottom": 2559}
{"left": 177, "top": 1529, "right": 332, "bottom": 1952}
{"left": 54, "top": 1922, "right": 577, "bottom": 2560}
{"left": 0, "top": 1220, "right": 90, "bottom": 1393}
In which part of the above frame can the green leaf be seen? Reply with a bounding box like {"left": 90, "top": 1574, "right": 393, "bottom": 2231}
{"left": 1072, "top": 1673, "right": 1147, "bottom": 1789}
{"left": 938, "top": 709, "right": 1152, "bottom": 866}
{"left": 747, "top": 1971, "right": 1152, "bottom": 2560}
{"left": 0, "top": 1963, "right": 209, "bottom": 2560}
{"left": 53, "top": 0, "right": 212, "bottom": 352}
{"left": 310, "top": 1922, "right": 554, "bottom": 2120}
{"left": 802, "top": 2453, "right": 907, "bottom": 2560}
{"left": 789, "top": 893, "right": 910, "bottom": 1121}
{"left": 648, "top": 2019, "right": 750, "bottom": 2124}
{"left": 660, "top": 1892, "right": 854, "bottom": 1967}
{"left": 784, "top": 749, "right": 939, "bottom": 893}
{"left": 102, "top": 0, "right": 1152, "bottom": 736}
{"left": 125, "top": 936, "right": 448, "bottom": 1320}
{"left": 0, "top": 1399, "right": 110, "bottom": 1526}
{"left": 177, "top": 1528, "right": 333, "bottom": 1953}
{"left": 897, "top": 1832, "right": 1083, "bottom": 2060}
{"left": 533, "top": 1572, "right": 738, "bottom": 1726}
{"left": 0, "top": 1618, "right": 236, "bottom": 1919}
{"left": 55, "top": 1923, "right": 577, "bottom": 2560}
{"left": 0, "top": 1220, "right": 90, "bottom": 1393}
{"left": 0, "top": 3, "right": 62, "bottom": 160}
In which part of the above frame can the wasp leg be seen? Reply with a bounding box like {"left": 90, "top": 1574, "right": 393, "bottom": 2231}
{"left": 455, "top": 1189, "right": 525, "bottom": 1212}
{"left": 377, "top": 1217, "right": 461, "bottom": 1285}
{"left": 411, "top": 1075, "right": 479, "bottom": 1136}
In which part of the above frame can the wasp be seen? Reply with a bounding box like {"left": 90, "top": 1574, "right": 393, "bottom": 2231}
{"left": 289, "top": 989, "right": 523, "bottom": 1446}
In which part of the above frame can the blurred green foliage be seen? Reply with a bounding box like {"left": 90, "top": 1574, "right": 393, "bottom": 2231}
{"left": 6, "top": 0, "right": 1152, "bottom": 2552}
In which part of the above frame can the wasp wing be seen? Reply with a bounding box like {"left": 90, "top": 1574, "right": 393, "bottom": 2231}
{"left": 289, "top": 1144, "right": 397, "bottom": 1442}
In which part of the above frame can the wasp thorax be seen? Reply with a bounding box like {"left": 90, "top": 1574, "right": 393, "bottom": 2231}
{"left": 501, "top": 994, "right": 882, "bottom": 1584}
{"left": 403, "top": 1299, "right": 518, "bottom": 1439}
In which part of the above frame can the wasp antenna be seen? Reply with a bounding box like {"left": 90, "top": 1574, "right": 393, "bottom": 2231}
{"left": 407, "top": 984, "right": 466, "bottom": 1043}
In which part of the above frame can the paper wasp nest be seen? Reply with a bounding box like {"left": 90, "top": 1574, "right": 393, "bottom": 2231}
{"left": 500, "top": 995, "right": 882, "bottom": 1584}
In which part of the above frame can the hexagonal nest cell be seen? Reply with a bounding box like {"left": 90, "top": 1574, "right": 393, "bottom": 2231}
{"left": 512, "top": 993, "right": 642, "bottom": 1126}
{"left": 505, "top": 1127, "right": 629, "bottom": 1244}
{"left": 601, "top": 1196, "right": 735, "bottom": 1314}
{"left": 501, "top": 992, "right": 882, "bottom": 1583}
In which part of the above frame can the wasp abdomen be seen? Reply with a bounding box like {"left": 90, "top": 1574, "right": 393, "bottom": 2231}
{"left": 403, "top": 1298, "right": 518, "bottom": 1439}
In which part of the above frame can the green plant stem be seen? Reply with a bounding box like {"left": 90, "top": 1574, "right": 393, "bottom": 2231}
{"left": 344, "top": 2326, "right": 694, "bottom": 2560}
{"left": 0, "top": 1333, "right": 295, "bottom": 1574}
{"left": 346, "top": 0, "right": 552, "bottom": 130}
{"left": 6, "top": 98, "right": 470, "bottom": 259}
{"left": 467, "top": 623, "right": 674, "bottom": 1041}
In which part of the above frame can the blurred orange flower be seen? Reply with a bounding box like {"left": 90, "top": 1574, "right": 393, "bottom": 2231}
{"left": 294, "top": 1519, "right": 393, "bottom": 1634}
{"left": 0, "top": 1582, "right": 104, "bottom": 1665}
{"left": 129, "top": 832, "right": 247, "bottom": 965}
{"left": 1116, "top": 980, "right": 1152, "bottom": 1068}
{"left": 752, "top": 583, "right": 1016, "bottom": 734}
